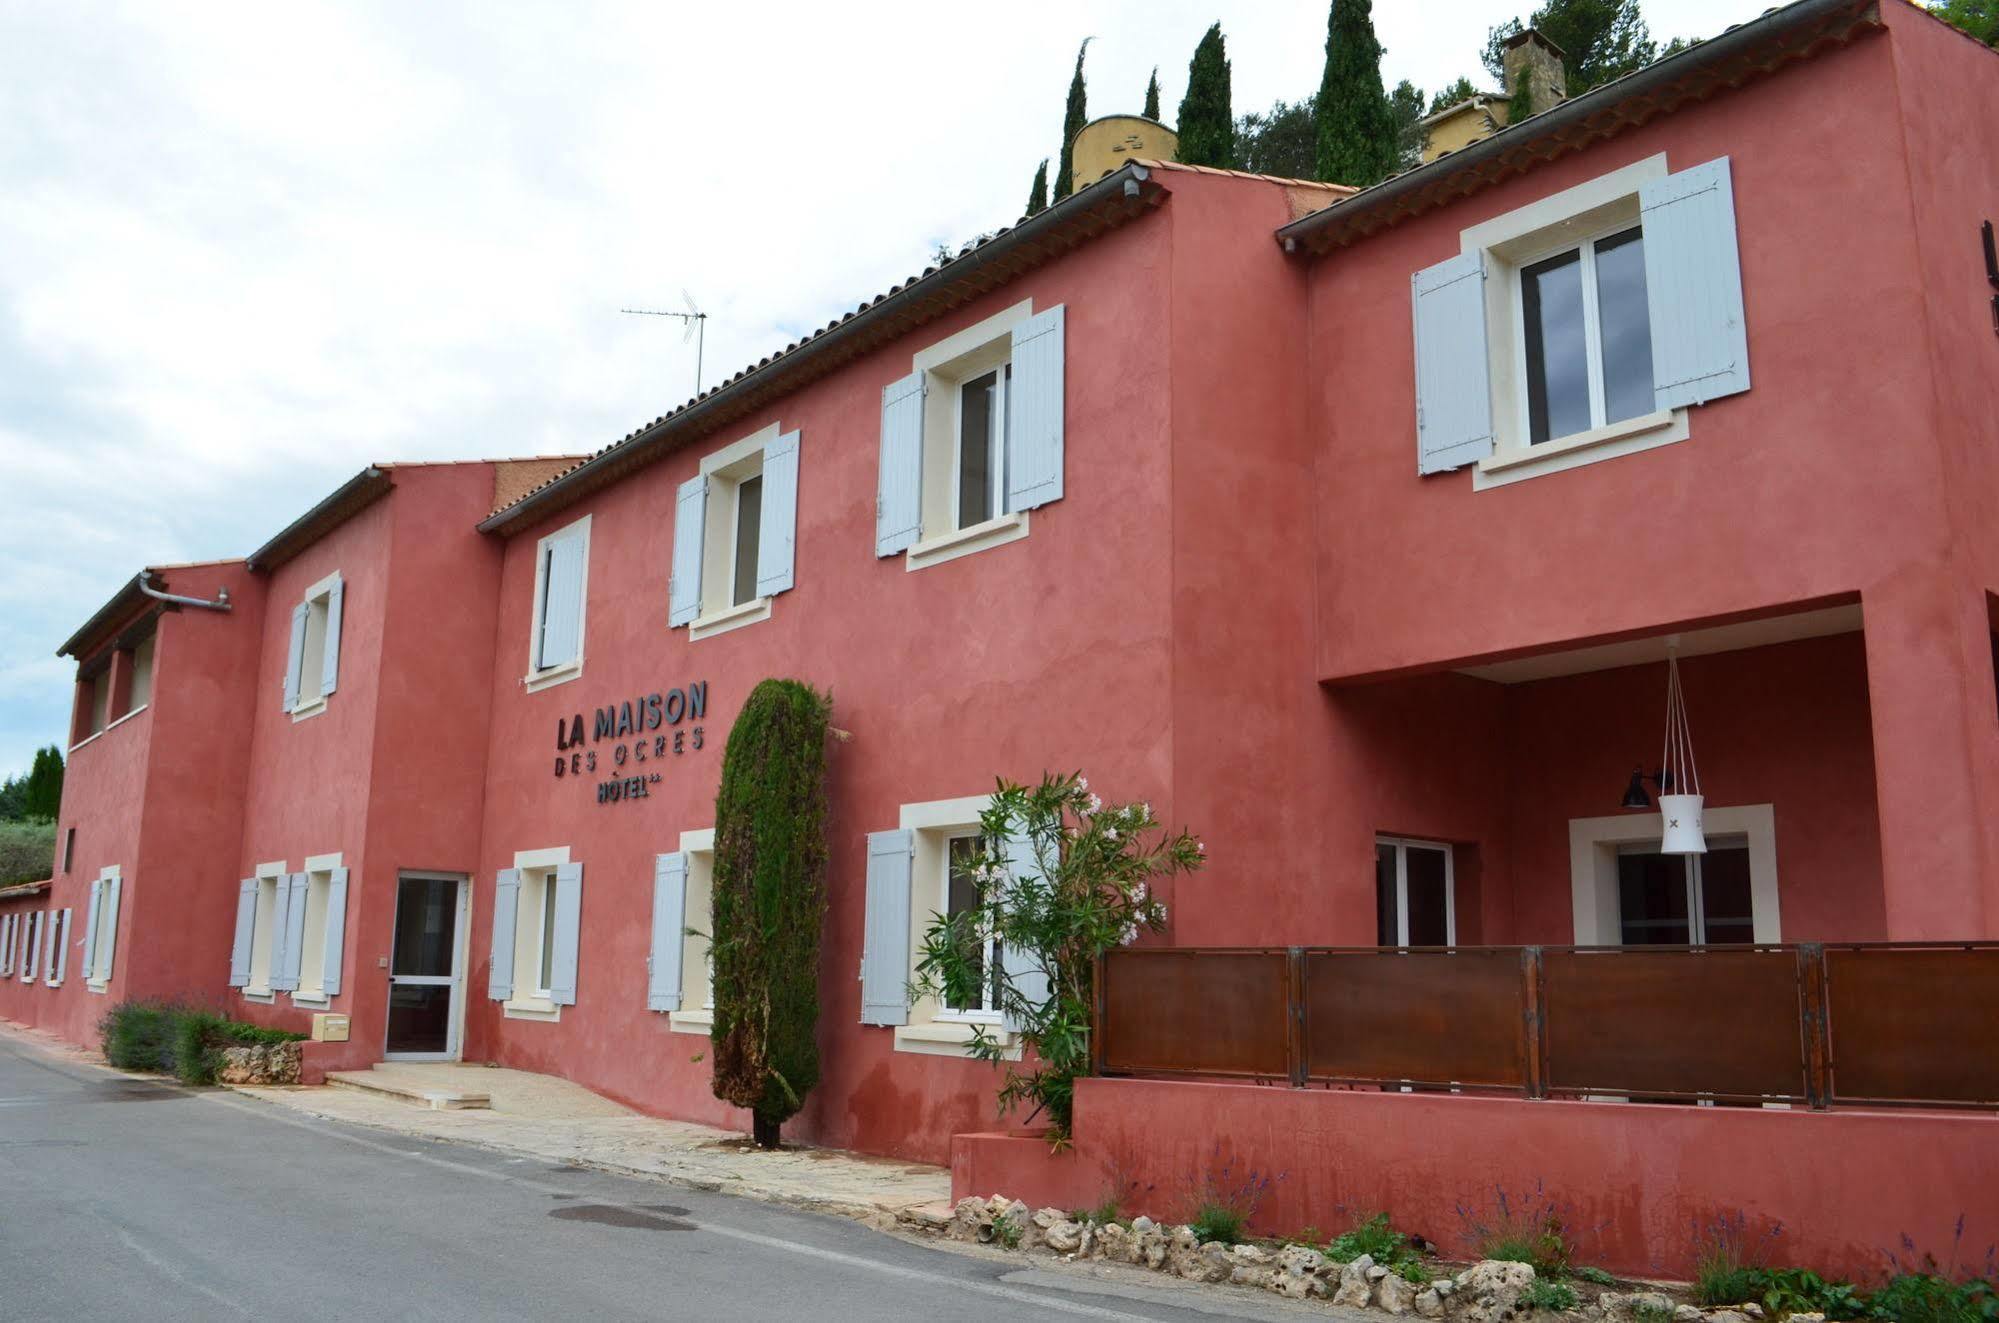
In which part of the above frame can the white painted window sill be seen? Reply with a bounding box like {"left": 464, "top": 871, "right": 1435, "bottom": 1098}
{"left": 523, "top": 660, "right": 583, "bottom": 694}
{"left": 242, "top": 989, "right": 275, "bottom": 1004}
{"left": 667, "top": 1007, "right": 713, "bottom": 1035}
{"left": 892, "top": 1018, "right": 1020, "bottom": 1060}
{"left": 291, "top": 991, "right": 330, "bottom": 1009}
{"left": 1475, "top": 409, "right": 1686, "bottom": 488}
{"left": 906, "top": 511, "right": 1030, "bottom": 572}
{"left": 106, "top": 705, "right": 148, "bottom": 732}
{"left": 289, "top": 696, "right": 328, "bottom": 723}
{"left": 44, "top": 978, "right": 62, "bottom": 989}
{"left": 687, "top": 596, "right": 772, "bottom": 641}
{"left": 68, "top": 731, "right": 104, "bottom": 754}
{"left": 503, "top": 996, "right": 561, "bottom": 1022}
{"left": 86, "top": 979, "right": 109, "bottom": 995}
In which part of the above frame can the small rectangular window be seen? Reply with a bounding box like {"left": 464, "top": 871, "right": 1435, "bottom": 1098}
{"left": 1521, "top": 225, "right": 1654, "bottom": 445}
{"left": 954, "top": 365, "right": 1012, "bottom": 529}
{"left": 127, "top": 634, "right": 156, "bottom": 712}
{"left": 731, "top": 474, "right": 763, "bottom": 608}
{"left": 62, "top": 828, "right": 74, "bottom": 874}
{"left": 1375, "top": 837, "right": 1456, "bottom": 947}
{"left": 89, "top": 672, "right": 111, "bottom": 736}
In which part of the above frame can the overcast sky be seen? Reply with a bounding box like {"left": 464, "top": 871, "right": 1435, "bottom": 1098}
{"left": 0, "top": 0, "right": 1776, "bottom": 779}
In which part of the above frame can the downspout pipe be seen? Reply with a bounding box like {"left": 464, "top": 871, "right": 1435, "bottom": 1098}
{"left": 139, "top": 571, "right": 231, "bottom": 612}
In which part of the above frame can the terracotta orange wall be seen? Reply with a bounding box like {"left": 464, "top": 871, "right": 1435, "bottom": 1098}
{"left": 467, "top": 201, "right": 1186, "bottom": 1162}
{"left": 956, "top": 1076, "right": 1999, "bottom": 1282}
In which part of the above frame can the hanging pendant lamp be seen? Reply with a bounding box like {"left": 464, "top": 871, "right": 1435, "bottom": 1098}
{"left": 1657, "top": 645, "right": 1706, "bottom": 855}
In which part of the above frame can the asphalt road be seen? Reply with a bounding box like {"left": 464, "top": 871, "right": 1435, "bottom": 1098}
{"left": 0, "top": 1033, "right": 1340, "bottom": 1322}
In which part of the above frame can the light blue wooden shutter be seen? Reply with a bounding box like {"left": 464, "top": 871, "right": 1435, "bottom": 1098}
{"left": 229, "top": 878, "right": 257, "bottom": 987}
{"left": 549, "top": 861, "right": 583, "bottom": 1006}
{"left": 283, "top": 602, "right": 308, "bottom": 709}
{"left": 860, "top": 829, "right": 914, "bottom": 1025}
{"left": 538, "top": 534, "right": 585, "bottom": 668}
{"left": 488, "top": 869, "right": 520, "bottom": 1000}
{"left": 51, "top": 909, "right": 70, "bottom": 984}
{"left": 876, "top": 372, "right": 925, "bottom": 556}
{"left": 22, "top": 912, "right": 37, "bottom": 980}
{"left": 999, "top": 828, "right": 1050, "bottom": 1034}
{"left": 320, "top": 578, "right": 344, "bottom": 697}
{"left": 668, "top": 476, "right": 708, "bottom": 627}
{"left": 100, "top": 875, "right": 119, "bottom": 979}
{"left": 1007, "top": 305, "right": 1066, "bottom": 512}
{"left": 321, "top": 867, "right": 349, "bottom": 997}
{"left": 273, "top": 872, "right": 308, "bottom": 992}
{"left": 40, "top": 911, "right": 55, "bottom": 981}
{"left": 756, "top": 432, "right": 801, "bottom": 598}
{"left": 648, "top": 852, "right": 688, "bottom": 1012}
{"left": 82, "top": 879, "right": 102, "bottom": 981}
{"left": 0, "top": 914, "right": 12, "bottom": 976}
{"left": 1641, "top": 156, "right": 1750, "bottom": 410}
{"left": 1411, "top": 250, "right": 1495, "bottom": 474}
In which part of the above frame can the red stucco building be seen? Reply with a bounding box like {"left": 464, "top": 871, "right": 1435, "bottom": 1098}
{"left": 5, "top": 0, "right": 1995, "bottom": 1277}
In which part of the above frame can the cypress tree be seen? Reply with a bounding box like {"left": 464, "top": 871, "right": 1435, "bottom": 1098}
{"left": 709, "top": 679, "right": 831, "bottom": 1149}
{"left": 1053, "top": 39, "right": 1091, "bottom": 202}
{"left": 1315, "top": 0, "right": 1398, "bottom": 187}
{"left": 1143, "top": 67, "right": 1161, "bottom": 120}
{"left": 1026, "top": 160, "right": 1048, "bottom": 217}
{"left": 22, "top": 746, "right": 62, "bottom": 821}
{"left": 1176, "top": 24, "right": 1236, "bottom": 169}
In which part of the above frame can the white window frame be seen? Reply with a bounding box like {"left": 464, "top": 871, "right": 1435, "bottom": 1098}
{"left": 525, "top": 516, "right": 590, "bottom": 692}
{"left": 288, "top": 570, "right": 342, "bottom": 721}
{"left": 1375, "top": 836, "right": 1457, "bottom": 947}
{"left": 1461, "top": 153, "right": 1690, "bottom": 490}
{"left": 244, "top": 859, "right": 287, "bottom": 1001}
{"left": 1568, "top": 804, "right": 1782, "bottom": 946}
{"left": 934, "top": 830, "right": 1002, "bottom": 1023}
{"left": 948, "top": 366, "right": 1012, "bottom": 533}
{"left": 1509, "top": 222, "right": 1648, "bottom": 449}
{"left": 889, "top": 794, "right": 1022, "bottom": 1058}
{"left": 903, "top": 301, "right": 1035, "bottom": 571}
{"left": 502, "top": 845, "right": 569, "bottom": 1020}
{"left": 688, "top": 426, "right": 777, "bottom": 640}
{"left": 289, "top": 851, "right": 342, "bottom": 1005}
{"left": 667, "top": 828, "right": 718, "bottom": 1034}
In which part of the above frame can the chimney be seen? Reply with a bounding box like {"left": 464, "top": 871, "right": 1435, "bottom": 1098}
{"left": 1502, "top": 28, "right": 1567, "bottom": 119}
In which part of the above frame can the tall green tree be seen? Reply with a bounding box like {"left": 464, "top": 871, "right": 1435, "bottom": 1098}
{"left": 1315, "top": 0, "right": 1398, "bottom": 187}
{"left": 1236, "top": 97, "right": 1318, "bottom": 178}
{"left": 1176, "top": 23, "right": 1236, "bottom": 169}
{"left": 1388, "top": 79, "right": 1429, "bottom": 171}
{"left": 1930, "top": 0, "right": 1998, "bottom": 45}
{"left": 1143, "top": 67, "right": 1161, "bottom": 120}
{"left": 1025, "top": 160, "right": 1049, "bottom": 217}
{"left": 1053, "top": 38, "right": 1092, "bottom": 202}
{"left": 22, "top": 746, "right": 62, "bottom": 821}
{"left": 709, "top": 679, "right": 831, "bottom": 1149}
{"left": 1483, "top": 0, "right": 1657, "bottom": 98}
{"left": 1428, "top": 75, "right": 1479, "bottom": 112}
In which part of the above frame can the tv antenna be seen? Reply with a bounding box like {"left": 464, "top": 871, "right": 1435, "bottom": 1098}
{"left": 621, "top": 289, "right": 707, "bottom": 396}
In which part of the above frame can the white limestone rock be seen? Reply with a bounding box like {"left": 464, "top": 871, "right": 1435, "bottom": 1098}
{"left": 1333, "top": 1253, "right": 1378, "bottom": 1309}
{"left": 1044, "top": 1220, "right": 1085, "bottom": 1254}
{"left": 1414, "top": 1286, "right": 1447, "bottom": 1318}
{"left": 1452, "top": 1259, "right": 1537, "bottom": 1323}
{"left": 1378, "top": 1271, "right": 1420, "bottom": 1316}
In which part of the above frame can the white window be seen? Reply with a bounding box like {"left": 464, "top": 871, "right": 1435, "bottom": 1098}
{"left": 526, "top": 517, "right": 589, "bottom": 691}
{"left": 876, "top": 300, "right": 1065, "bottom": 571}
{"left": 82, "top": 867, "right": 121, "bottom": 990}
{"left": 1374, "top": 837, "right": 1456, "bottom": 947}
{"left": 491, "top": 849, "right": 580, "bottom": 1018}
{"left": 126, "top": 633, "right": 155, "bottom": 713}
{"left": 43, "top": 908, "right": 69, "bottom": 986}
{"left": 1568, "top": 805, "right": 1781, "bottom": 946}
{"left": 283, "top": 571, "right": 344, "bottom": 719}
{"left": 936, "top": 832, "right": 1001, "bottom": 1021}
{"left": 669, "top": 426, "right": 800, "bottom": 640}
{"left": 287, "top": 856, "right": 349, "bottom": 1002}
{"left": 1414, "top": 154, "right": 1749, "bottom": 488}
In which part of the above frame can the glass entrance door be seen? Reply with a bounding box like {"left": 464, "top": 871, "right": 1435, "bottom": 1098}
{"left": 385, "top": 873, "right": 466, "bottom": 1058}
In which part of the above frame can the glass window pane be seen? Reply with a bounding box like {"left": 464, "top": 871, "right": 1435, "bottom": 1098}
{"left": 539, "top": 876, "right": 557, "bottom": 993}
{"left": 946, "top": 836, "right": 986, "bottom": 1011}
{"left": 1522, "top": 248, "right": 1592, "bottom": 444}
{"left": 732, "top": 474, "right": 763, "bottom": 607}
{"left": 1593, "top": 227, "right": 1655, "bottom": 426}
{"left": 1404, "top": 847, "right": 1451, "bottom": 946}
{"left": 392, "top": 875, "right": 456, "bottom": 977}
{"left": 957, "top": 370, "right": 997, "bottom": 529}
{"left": 1617, "top": 849, "right": 1691, "bottom": 945}
{"left": 1375, "top": 843, "right": 1399, "bottom": 946}
{"left": 1697, "top": 846, "right": 1755, "bottom": 945}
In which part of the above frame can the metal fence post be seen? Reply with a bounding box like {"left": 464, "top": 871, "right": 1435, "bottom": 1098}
{"left": 1286, "top": 947, "right": 1307, "bottom": 1088}
{"left": 1523, "top": 946, "right": 1548, "bottom": 1099}
{"left": 1090, "top": 950, "right": 1107, "bottom": 1077}
{"left": 1799, "top": 942, "right": 1831, "bottom": 1110}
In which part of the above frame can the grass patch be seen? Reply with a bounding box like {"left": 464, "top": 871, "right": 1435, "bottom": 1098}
{"left": 1521, "top": 1279, "right": 1577, "bottom": 1312}
{"left": 1188, "top": 1202, "right": 1249, "bottom": 1246}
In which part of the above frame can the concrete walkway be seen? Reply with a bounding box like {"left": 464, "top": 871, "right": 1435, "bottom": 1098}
{"left": 231, "top": 1063, "right": 954, "bottom": 1230}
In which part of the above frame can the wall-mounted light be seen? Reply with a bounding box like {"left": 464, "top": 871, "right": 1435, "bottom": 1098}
{"left": 1619, "top": 768, "right": 1673, "bottom": 810}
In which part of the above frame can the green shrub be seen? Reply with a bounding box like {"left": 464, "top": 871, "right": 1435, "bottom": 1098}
{"left": 169, "top": 1009, "right": 229, "bottom": 1085}
{"left": 1329, "top": 1211, "right": 1410, "bottom": 1265}
{"left": 101, "top": 1000, "right": 178, "bottom": 1071}
{"left": 99, "top": 1001, "right": 304, "bottom": 1085}
{"left": 1693, "top": 1212, "right": 1781, "bottom": 1305}
{"left": 1573, "top": 1266, "right": 1618, "bottom": 1287}
{"left": 1867, "top": 1272, "right": 1997, "bottom": 1323}
{"left": 1761, "top": 1267, "right": 1864, "bottom": 1320}
{"left": 1189, "top": 1202, "right": 1249, "bottom": 1246}
{"left": 0, "top": 819, "right": 56, "bottom": 887}
{"left": 1522, "top": 1278, "right": 1578, "bottom": 1312}
{"left": 1460, "top": 1186, "right": 1572, "bottom": 1278}
{"left": 1395, "top": 1258, "right": 1433, "bottom": 1285}
{"left": 1633, "top": 1304, "right": 1677, "bottom": 1323}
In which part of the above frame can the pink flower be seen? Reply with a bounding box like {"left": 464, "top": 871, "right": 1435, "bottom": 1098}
{"left": 1195, "top": 841, "right": 1205, "bottom": 856}
{"left": 1086, "top": 793, "right": 1103, "bottom": 814}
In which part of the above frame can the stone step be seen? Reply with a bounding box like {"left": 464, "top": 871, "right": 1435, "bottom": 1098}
{"left": 325, "top": 1070, "right": 491, "bottom": 1111}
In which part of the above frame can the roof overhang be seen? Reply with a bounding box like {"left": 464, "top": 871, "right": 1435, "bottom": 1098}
{"left": 1278, "top": 0, "right": 1884, "bottom": 257}
{"left": 0, "top": 879, "right": 52, "bottom": 903}
{"left": 246, "top": 466, "right": 392, "bottom": 571}
{"left": 479, "top": 162, "right": 1170, "bottom": 537}
{"left": 57, "top": 574, "right": 153, "bottom": 662}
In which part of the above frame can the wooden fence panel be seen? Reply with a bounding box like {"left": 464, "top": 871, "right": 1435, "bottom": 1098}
{"left": 1826, "top": 946, "right": 1999, "bottom": 1105}
{"left": 1098, "top": 948, "right": 1290, "bottom": 1079}
{"left": 1302, "top": 950, "right": 1529, "bottom": 1089}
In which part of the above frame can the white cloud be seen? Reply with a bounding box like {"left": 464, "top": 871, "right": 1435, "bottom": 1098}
{"left": 0, "top": 0, "right": 1772, "bottom": 776}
